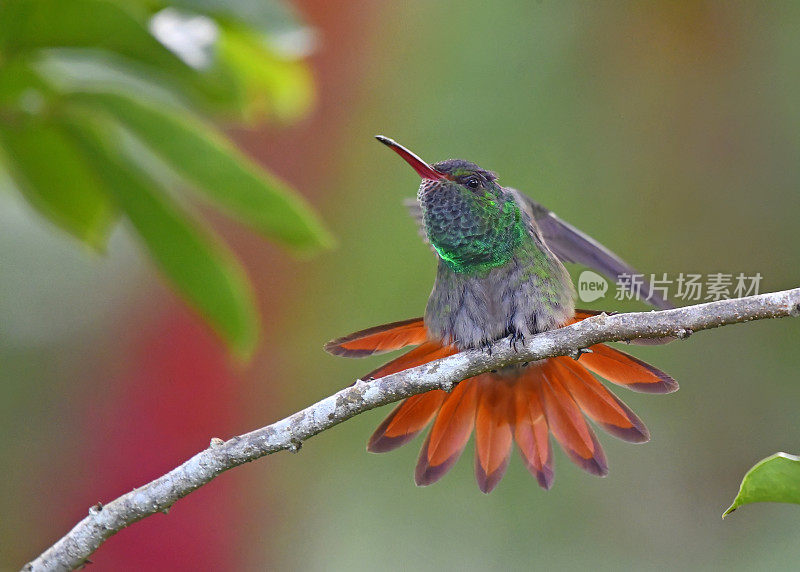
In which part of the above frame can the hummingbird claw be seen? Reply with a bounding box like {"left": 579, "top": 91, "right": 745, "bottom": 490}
{"left": 440, "top": 380, "right": 457, "bottom": 392}
{"left": 350, "top": 376, "right": 373, "bottom": 387}
{"left": 507, "top": 331, "right": 525, "bottom": 352}
{"left": 568, "top": 347, "right": 593, "bottom": 361}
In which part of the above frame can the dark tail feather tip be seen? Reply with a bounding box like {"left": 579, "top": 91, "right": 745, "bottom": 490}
{"left": 367, "top": 433, "right": 417, "bottom": 454}
{"left": 601, "top": 422, "right": 650, "bottom": 444}
{"left": 415, "top": 461, "right": 454, "bottom": 487}
{"left": 630, "top": 376, "right": 679, "bottom": 394}
{"left": 565, "top": 433, "right": 609, "bottom": 477}
{"left": 571, "top": 452, "right": 609, "bottom": 477}
{"left": 537, "top": 468, "right": 555, "bottom": 490}
{"left": 475, "top": 457, "right": 510, "bottom": 494}
{"left": 414, "top": 441, "right": 462, "bottom": 487}
{"left": 527, "top": 464, "right": 554, "bottom": 490}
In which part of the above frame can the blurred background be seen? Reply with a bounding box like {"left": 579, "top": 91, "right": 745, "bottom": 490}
{"left": 3, "top": 1, "right": 800, "bottom": 570}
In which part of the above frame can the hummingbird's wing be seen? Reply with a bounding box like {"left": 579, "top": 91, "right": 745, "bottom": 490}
{"left": 508, "top": 190, "right": 674, "bottom": 310}
{"left": 405, "top": 195, "right": 673, "bottom": 310}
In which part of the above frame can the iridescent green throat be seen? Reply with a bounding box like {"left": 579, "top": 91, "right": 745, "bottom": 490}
{"left": 430, "top": 195, "right": 528, "bottom": 275}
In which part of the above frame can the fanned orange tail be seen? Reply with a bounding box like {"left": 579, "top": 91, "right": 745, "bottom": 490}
{"left": 325, "top": 311, "right": 677, "bottom": 493}
{"left": 324, "top": 317, "right": 426, "bottom": 357}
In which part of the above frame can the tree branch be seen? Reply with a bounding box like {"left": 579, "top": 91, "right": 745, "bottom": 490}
{"left": 25, "top": 288, "right": 800, "bottom": 571}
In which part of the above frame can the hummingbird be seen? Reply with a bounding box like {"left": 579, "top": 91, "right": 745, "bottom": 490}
{"left": 325, "top": 136, "right": 677, "bottom": 493}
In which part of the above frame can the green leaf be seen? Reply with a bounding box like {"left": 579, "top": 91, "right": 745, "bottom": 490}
{"left": 32, "top": 50, "right": 189, "bottom": 112}
{"left": 217, "top": 24, "right": 314, "bottom": 122}
{"left": 0, "top": 59, "right": 54, "bottom": 109}
{"left": 0, "top": 0, "right": 243, "bottom": 112}
{"left": 65, "top": 118, "right": 259, "bottom": 359}
{"left": 723, "top": 453, "right": 800, "bottom": 517}
{"left": 69, "top": 91, "right": 333, "bottom": 251}
{"left": 0, "top": 118, "right": 116, "bottom": 249}
{"left": 0, "top": 0, "right": 178, "bottom": 68}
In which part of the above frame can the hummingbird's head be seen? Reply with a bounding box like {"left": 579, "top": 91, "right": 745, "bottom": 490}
{"left": 376, "top": 136, "right": 526, "bottom": 274}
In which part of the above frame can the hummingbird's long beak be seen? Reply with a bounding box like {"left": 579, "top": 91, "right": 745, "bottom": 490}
{"left": 375, "top": 135, "right": 447, "bottom": 181}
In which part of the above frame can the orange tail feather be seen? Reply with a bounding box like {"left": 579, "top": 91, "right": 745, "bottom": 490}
{"left": 364, "top": 341, "right": 458, "bottom": 380}
{"left": 540, "top": 363, "right": 609, "bottom": 476}
{"left": 368, "top": 391, "right": 446, "bottom": 453}
{"left": 514, "top": 375, "right": 554, "bottom": 489}
{"left": 474, "top": 377, "right": 515, "bottom": 493}
{"left": 552, "top": 357, "right": 649, "bottom": 443}
{"left": 328, "top": 312, "right": 675, "bottom": 492}
{"left": 579, "top": 344, "right": 678, "bottom": 393}
{"left": 416, "top": 380, "right": 479, "bottom": 486}
{"left": 324, "top": 317, "right": 426, "bottom": 357}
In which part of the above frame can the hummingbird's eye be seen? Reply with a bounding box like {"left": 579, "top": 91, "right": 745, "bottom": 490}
{"left": 465, "top": 176, "right": 480, "bottom": 189}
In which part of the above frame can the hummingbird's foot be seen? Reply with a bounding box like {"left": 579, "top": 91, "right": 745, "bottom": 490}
{"left": 508, "top": 331, "right": 525, "bottom": 352}
{"left": 568, "top": 347, "right": 593, "bottom": 361}
{"left": 480, "top": 339, "right": 494, "bottom": 355}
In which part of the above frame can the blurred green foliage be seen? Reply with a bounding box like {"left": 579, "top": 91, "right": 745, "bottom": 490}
{"left": 725, "top": 453, "right": 800, "bottom": 517}
{"left": 0, "top": 0, "right": 332, "bottom": 358}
